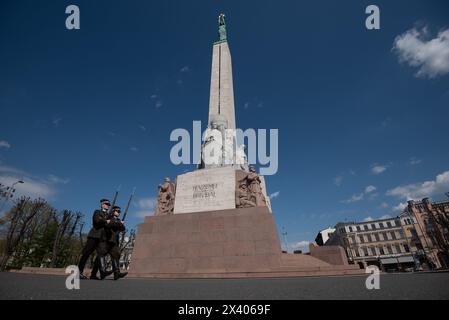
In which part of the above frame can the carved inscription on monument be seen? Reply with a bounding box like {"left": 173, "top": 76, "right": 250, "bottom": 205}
{"left": 193, "top": 183, "right": 218, "bottom": 199}
{"left": 173, "top": 167, "right": 236, "bottom": 214}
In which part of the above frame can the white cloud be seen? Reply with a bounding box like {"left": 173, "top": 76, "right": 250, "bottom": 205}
{"left": 180, "top": 66, "right": 190, "bottom": 73}
{"left": 133, "top": 210, "right": 154, "bottom": 218}
{"left": 341, "top": 193, "right": 364, "bottom": 204}
{"left": 130, "top": 147, "right": 138, "bottom": 152}
{"left": 364, "top": 214, "right": 392, "bottom": 222}
{"left": 155, "top": 100, "right": 163, "bottom": 108}
{"left": 47, "top": 174, "right": 70, "bottom": 184}
{"left": 0, "top": 140, "right": 11, "bottom": 149}
{"left": 393, "top": 27, "right": 449, "bottom": 78}
{"left": 0, "top": 164, "right": 68, "bottom": 200}
{"left": 409, "top": 157, "right": 422, "bottom": 165}
{"left": 290, "top": 241, "right": 310, "bottom": 250}
{"left": 392, "top": 202, "right": 408, "bottom": 212}
{"left": 334, "top": 175, "right": 343, "bottom": 187}
{"left": 380, "top": 202, "right": 389, "bottom": 209}
{"left": 371, "top": 164, "right": 387, "bottom": 175}
{"left": 0, "top": 175, "right": 54, "bottom": 199}
{"left": 133, "top": 197, "right": 156, "bottom": 218}
{"left": 342, "top": 185, "right": 377, "bottom": 204}
{"left": 269, "top": 191, "right": 280, "bottom": 200}
{"left": 137, "top": 197, "right": 156, "bottom": 209}
{"left": 150, "top": 94, "right": 158, "bottom": 99}
{"left": 386, "top": 170, "right": 449, "bottom": 200}
{"left": 139, "top": 125, "right": 147, "bottom": 132}
{"left": 243, "top": 102, "right": 250, "bottom": 109}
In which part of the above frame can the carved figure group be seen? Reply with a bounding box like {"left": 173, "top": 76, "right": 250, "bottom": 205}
{"left": 236, "top": 166, "right": 267, "bottom": 208}
{"left": 155, "top": 177, "right": 175, "bottom": 215}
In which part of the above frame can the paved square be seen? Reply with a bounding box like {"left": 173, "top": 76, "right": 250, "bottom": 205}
{"left": 0, "top": 272, "right": 448, "bottom": 300}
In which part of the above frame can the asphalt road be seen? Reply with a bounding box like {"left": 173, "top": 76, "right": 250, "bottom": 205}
{"left": 0, "top": 272, "right": 448, "bottom": 300}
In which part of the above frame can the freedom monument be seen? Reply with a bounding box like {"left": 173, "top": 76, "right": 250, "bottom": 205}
{"left": 129, "top": 14, "right": 362, "bottom": 278}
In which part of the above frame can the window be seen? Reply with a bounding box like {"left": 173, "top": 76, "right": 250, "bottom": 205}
{"left": 399, "top": 229, "right": 405, "bottom": 239}
{"left": 364, "top": 247, "right": 369, "bottom": 256}
{"left": 369, "top": 234, "right": 375, "bottom": 242}
{"left": 371, "top": 247, "right": 377, "bottom": 255}
{"left": 371, "top": 223, "right": 376, "bottom": 230}
{"left": 387, "top": 221, "right": 392, "bottom": 228}
{"left": 386, "top": 244, "right": 392, "bottom": 254}
{"left": 356, "top": 226, "right": 361, "bottom": 232}
{"left": 355, "top": 249, "right": 360, "bottom": 257}
{"left": 379, "top": 222, "right": 384, "bottom": 229}
{"left": 375, "top": 233, "right": 380, "bottom": 242}
{"left": 359, "top": 235, "right": 365, "bottom": 243}
{"left": 410, "top": 229, "right": 418, "bottom": 238}
{"left": 351, "top": 235, "right": 356, "bottom": 244}
{"left": 364, "top": 225, "right": 368, "bottom": 231}
{"left": 391, "top": 232, "right": 397, "bottom": 240}
{"left": 379, "top": 247, "right": 385, "bottom": 255}
{"left": 403, "top": 244, "right": 410, "bottom": 252}
{"left": 349, "top": 226, "right": 353, "bottom": 232}
{"left": 395, "top": 244, "right": 401, "bottom": 253}
{"left": 382, "top": 232, "right": 389, "bottom": 240}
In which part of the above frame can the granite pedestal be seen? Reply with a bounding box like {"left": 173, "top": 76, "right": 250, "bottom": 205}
{"left": 128, "top": 207, "right": 363, "bottom": 278}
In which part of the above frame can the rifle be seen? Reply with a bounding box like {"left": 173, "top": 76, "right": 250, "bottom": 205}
{"left": 109, "top": 184, "right": 121, "bottom": 214}
{"left": 121, "top": 187, "right": 135, "bottom": 222}
{"left": 119, "top": 187, "right": 136, "bottom": 250}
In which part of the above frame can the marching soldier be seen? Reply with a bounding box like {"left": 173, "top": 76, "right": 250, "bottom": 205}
{"left": 96, "top": 205, "right": 128, "bottom": 280}
{"left": 77, "top": 198, "right": 113, "bottom": 280}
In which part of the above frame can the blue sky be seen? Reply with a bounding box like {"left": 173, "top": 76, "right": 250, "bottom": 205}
{"left": 1, "top": 0, "right": 449, "bottom": 251}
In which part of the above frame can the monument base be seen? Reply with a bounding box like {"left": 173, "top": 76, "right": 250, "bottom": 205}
{"left": 128, "top": 207, "right": 363, "bottom": 278}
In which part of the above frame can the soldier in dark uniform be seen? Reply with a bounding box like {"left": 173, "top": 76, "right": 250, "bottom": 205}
{"left": 77, "top": 198, "right": 113, "bottom": 280}
{"left": 96, "top": 205, "right": 128, "bottom": 280}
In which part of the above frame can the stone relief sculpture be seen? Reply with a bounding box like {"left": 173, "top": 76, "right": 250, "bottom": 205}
{"left": 236, "top": 166, "right": 267, "bottom": 208}
{"left": 235, "top": 144, "right": 248, "bottom": 171}
{"left": 235, "top": 181, "right": 256, "bottom": 208}
{"left": 201, "top": 114, "right": 228, "bottom": 169}
{"left": 155, "top": 177, "right": 176, "bottom": 215}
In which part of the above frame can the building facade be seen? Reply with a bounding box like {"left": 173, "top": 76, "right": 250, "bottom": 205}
{"left": 327, "top": 217, "right": 415, "bottom": 271}
{"left": 325, "top": 198, "right": 449, "bottom": 271}
{"left": 403, "top": 198, "right": 449, "bottom": 269}
{"left": 315, "top": 227, "right": 335, "bottom": 246}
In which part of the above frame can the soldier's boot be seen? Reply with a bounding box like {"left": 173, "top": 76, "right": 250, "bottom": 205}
{"left": 91, "top": 257, "right": 112, "bottom": 280}
{"left": 99, "top": 256, "right": 109, "bottom": 280}
{"left": 112, "top": 259, "right": 128, "bottom": 280}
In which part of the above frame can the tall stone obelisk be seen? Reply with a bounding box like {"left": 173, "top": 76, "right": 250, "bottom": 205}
{"left": 208, "top": 13, "right": 236, "bottom": 130}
